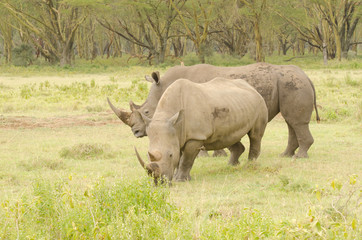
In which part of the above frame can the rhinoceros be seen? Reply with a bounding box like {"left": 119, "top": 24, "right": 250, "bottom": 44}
{"left": 135, "top": 77, "right": 268, "bottom": 182}
{"left": 108, "top": 63, "right": 319, "bottom": 158}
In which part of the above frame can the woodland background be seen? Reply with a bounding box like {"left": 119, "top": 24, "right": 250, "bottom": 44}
{"left": 0, "top": 0, "right": 361, "bottom": 67}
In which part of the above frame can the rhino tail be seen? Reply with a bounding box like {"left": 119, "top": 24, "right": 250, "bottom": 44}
{"left": 308, "top": 79, "right": 320, "bottom": 123}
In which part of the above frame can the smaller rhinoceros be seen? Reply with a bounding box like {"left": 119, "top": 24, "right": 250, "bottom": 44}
{"left": 135, "top": 77, "right": 268, "bottom": 183}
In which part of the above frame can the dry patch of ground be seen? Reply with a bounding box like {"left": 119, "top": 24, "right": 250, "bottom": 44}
{"left": 0, "top": 112, "right": 120, "bottom": 129}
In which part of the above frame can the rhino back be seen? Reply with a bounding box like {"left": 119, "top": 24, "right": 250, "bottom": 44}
{"left": 153, "top": 78, "right": 267, "bottom": 148}
{"left": 147, "top": 63, "right": 311, "bottom": 122}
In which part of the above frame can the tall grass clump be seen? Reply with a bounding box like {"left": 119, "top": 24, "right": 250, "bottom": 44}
{"left": 59, "top": 143, "right": 115, "bottom": 160}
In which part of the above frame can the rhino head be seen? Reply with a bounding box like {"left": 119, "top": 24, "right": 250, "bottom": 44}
{"left": 107, "top": 71, "right": 166, "bottom": 138}
{"left": 107, "top": 98, "right": 147, "bottom": 138}
{"left": 135, "top": 110, "right": 184, "bottom": 184}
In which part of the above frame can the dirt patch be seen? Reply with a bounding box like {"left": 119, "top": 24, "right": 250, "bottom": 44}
{"left": 0, "top": 112, "right": 120, "bottom": 129}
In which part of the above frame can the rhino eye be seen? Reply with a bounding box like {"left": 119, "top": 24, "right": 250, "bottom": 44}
{"left": 169, "top": 153, "right": 173, "bottom": 158}
{"left": 144, "top": 110, "right": 149, "bottom": 115}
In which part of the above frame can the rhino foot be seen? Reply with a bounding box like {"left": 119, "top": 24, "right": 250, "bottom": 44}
{"left": 279, "top": 151, "right": 295, "bottom": 158}
{"left": 212, "top": 149, "right": 228, "bottom": 157}
{"left": 174, "top": 176, "right": 191, "bottom": 182}
{"left": 293, "top": 152, "right": 309, "bottom": 159}
{"left": 228, "top": 160, "right": 240, "bottom": 166}
{"left": 174, "top": 171, "right": 191, "bottom": 182}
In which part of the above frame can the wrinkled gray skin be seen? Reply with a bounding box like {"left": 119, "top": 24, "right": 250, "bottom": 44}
{"left": 135, "top": 78, "right": 268, "bottom": 183}
{"left": 109, "top": 63, "right": 319, "bottom": 158}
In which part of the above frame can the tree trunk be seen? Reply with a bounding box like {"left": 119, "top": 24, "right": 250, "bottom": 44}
{"left": 298, "top": 39, "right": 305, "bottom": 55}
{"left": 0, "top": 23, "right": 13, "bottom": 63}
{"left": 323, "top": 41, "right": 328, "bottom": 66}
{"left": 254, "top": 17, "right": 264, "bottom": 62}
{"left": 60, "top": 42, "right": 73, "bottom": 66}
{"left": 158, "top": 39, "right": 167, "bottom": 64}
{"left": 4, "top": 41, "right": 12, "bottom": 63}
{"left": 332, "top": 25, "right": 342, "bottom": 61}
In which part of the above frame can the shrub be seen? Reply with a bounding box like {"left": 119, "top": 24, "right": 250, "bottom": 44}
{"left": 59, "top": 143, "right": 115, "bottom": 160}
{"left": 0, "top": 177, "right": 181, "bottom": 239}
{"left": 12, "top": 44, "right": 35, "bottom": 67}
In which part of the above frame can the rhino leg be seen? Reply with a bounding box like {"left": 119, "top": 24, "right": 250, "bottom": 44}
{"left": 279, "top": 74, "right": 315, "bottom": 158}
{"left": 280, "top": 122, "right": 299, "bottom": 157}
{"left": 197, "top": 150, "right": 209, "bottom": 158}
{"left": 174, "top": 140, "right": 203, "bottom": 182}
{"left": 227, "top": 142, "right": 245, "bottom": 165}
{"left": 212, "top": 149, "right": 228, "bottom": 157}
{"left": 291, "top": 123, "right": 314, "bottom": 158}
{"left": 247, "top": 122, "right": 267, "bottom": 160}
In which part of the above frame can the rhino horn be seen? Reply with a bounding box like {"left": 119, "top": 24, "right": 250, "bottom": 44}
{"left": 107, "top": 98, "right": 131, "bottom": 126}
{"left": 135, "top": 148, "right": 161, "bottom": 179}
{"left": 134, "top": 147, "right": 146, "bottom": 168}
{"left": 148, "top": 151, "right": 162, "bottom": 162}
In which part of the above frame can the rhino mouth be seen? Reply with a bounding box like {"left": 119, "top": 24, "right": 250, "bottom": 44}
{"left": 134, "top": 147, "right": 171, "bottom": 185}
{"left": 133, "top": 129, "right": 146, "bottom": 138}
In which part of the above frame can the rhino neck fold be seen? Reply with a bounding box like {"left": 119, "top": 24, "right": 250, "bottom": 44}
{"left": 179, "top": 88, "right": 186, "bottom": 149}
{"left": 178, "top": 121, "right": 186, "bottom": 150}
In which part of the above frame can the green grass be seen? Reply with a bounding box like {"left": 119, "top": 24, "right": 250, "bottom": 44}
{"left": 0, "top": 52, "right": 361, "bottom": 76}
{"left": 0, "top": 64, "right": 361, "bottom": 239}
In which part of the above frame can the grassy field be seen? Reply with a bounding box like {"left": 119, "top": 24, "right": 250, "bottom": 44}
{"left": 0, "top": 59, "right": 361, "bottom": 239}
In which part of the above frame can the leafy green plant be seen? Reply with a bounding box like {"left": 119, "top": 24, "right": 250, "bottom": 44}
{"left": 20, "top": 84, "right": 37, "bottom": 99}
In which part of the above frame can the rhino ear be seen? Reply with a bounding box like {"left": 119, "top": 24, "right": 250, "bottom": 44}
{"left": 140, "top": 112, "right": 152, "bottom": 126}
{"left": 129, "top": 100, "right": 141, "bottom": 111}
{"left": 145, "top": 75, "right": 154, "bottom": 83}
{"left": 152, "top": 71, "right": 160, "bottom": 85}
{"left": 169, "top": 109, "right": 184, "bottom": 126}
{"left": 144, "top": 71, "right": 160, "bottom": 85}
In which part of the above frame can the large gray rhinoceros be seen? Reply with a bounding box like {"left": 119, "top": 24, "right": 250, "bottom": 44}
{"left": 135, "top": 77, "right": 268, "bottom": 182}
{"left": 109, "top": 63, "right": 320, "bottom": 158}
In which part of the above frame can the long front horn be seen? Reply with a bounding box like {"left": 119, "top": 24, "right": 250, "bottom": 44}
{"left": 134, "top": 147, "right": 146, "bottom": 168}
{"left": 107, "top": 97, "right": 131, "bottom": 126}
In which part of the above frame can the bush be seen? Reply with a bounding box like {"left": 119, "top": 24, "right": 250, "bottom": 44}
{"left": 0, "top": 177, "right": 181, "bottom": 239}
{"left": 59, "top": 143, "right": 115, "bottom": 160}
{"left": 12, "top": 44, "right": 35, "bottom": 67}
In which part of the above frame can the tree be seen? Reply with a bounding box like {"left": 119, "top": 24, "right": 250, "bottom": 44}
{"left": 274, "top": 0, "right": 360, "bottom": 61}
{"left": 0, "top": 5, "right": 14, "bottom": 63}
{"left": 172, "top": 0, "right": 218, "bottom": 63}
{"left": 98, "top": 0, "right": 185, "bottom": 64}
{"left": 316, "top": 0, "right": 361, "bottom": 60}
{"left": 210, "top": 0, "right": 250, "bottom": 57}
{"left": 272, "top": 15, "right": 297, "bottom": 55}
{"left": 237, "top": 0, "right": 267, "bottom": 62}
{"left": 0, "top": 0, "right": 89, "bottom": 66}
{"left": 274, "top": 0, "right": 333, "bottom": 61}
